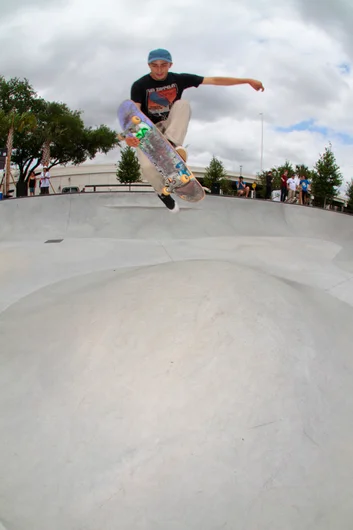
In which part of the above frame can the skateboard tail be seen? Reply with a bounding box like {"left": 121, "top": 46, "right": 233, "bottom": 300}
{"left": 174, "top": 179, "right": 205, "bottom": 202}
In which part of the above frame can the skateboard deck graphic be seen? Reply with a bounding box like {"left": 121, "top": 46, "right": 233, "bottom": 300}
{"left": 118, "top": 100, "right": 205, "bottom": 203}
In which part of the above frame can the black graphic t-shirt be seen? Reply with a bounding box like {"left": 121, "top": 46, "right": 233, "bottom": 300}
{"left": 130, "top": 72, "right": 204, "bottom": 123}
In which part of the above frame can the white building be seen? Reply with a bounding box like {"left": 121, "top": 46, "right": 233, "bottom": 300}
{"left": 40, "top": 163, "right": 257, "bottom": 194}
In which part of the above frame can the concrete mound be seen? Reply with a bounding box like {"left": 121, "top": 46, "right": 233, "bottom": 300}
{"left": 0, "top": 193, "right": 353, "bottom": 530}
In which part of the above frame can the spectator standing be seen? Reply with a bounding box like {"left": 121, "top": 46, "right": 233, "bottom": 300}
{"left": 28, "top": 171, "right": 37, "bottom": 197}
{"left": 265, "top": 171, "right": 273, "bottom": 200}
{"left": 287, "top": 175, "right": 297, "bottom": 203}
{"left": 294, "top": 173, "right": 301, "bottom": 203}
{"left": 280, "top": 170, "right": 288, "bottom": 202}
{"left": 300, "top": 176, "right": 310, "bottom": 205}
{"left": 40, "top": 167, "right": 50, "bottom": 195}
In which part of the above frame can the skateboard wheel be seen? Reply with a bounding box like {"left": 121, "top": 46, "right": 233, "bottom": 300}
{"left": 131, "top": 116, "right": 141, "bottom": 125}
{"left": 162, "top": 186, "right": 171, "bottom": 195}
{"left": 180, "top": 175, "right": 190, "bottom": 184}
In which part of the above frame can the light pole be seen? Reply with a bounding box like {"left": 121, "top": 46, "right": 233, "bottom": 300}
{"left": 259, "top": 112, "right": 264, "bottom": 172}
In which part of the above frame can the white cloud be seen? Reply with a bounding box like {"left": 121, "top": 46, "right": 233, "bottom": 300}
{"left": 0, "top": 0, "right": 352, "bottom": 184}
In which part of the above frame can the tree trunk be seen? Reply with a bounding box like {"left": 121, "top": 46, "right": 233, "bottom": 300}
{"left": 4, "top": 126, "right": 14, "bottom": 196}
{"left": 16, "top": 178, "right": 28, "bottom": 197}
{"left": 41, "top": 139, "right": 51, "bottom": 167}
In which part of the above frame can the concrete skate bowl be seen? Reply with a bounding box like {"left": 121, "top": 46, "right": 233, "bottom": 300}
{"left": 1, "top": 192, "right": 353, "bottom": 530}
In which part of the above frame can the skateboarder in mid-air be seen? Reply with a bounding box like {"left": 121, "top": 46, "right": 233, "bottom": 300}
{"left": 119, "top": 48, "right": 265, "bottom": 212}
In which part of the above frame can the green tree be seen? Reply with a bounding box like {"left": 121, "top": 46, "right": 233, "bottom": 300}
{"left": 0, "top": 109, "right": 37, "bottom": 195}
{"left": 256, "top": 170, "right": 272, "bottom": 199}
{"left": 311, "top": 143, "right": 343, "bottom": 208}
{"left": 0, "top": 76, "right": 36, "bottom": 114}
{"left": 203, "top": 155, "right": 232, "bottom": 194}
{"left": 346, "top": 179, "right": 353, "bottom": 212}
{"left": 276, "top": 161, "right": 295, "bottom": 180}
{"left": 36, "top": 100, "right": 80, "bottom": 167}
{"left": 0, "top": 76, "right": 38, "bottom": 195}
{"left": 13, "top": 115, "right": 118, "bottom": 196}
{"left": 295, "top": 164, "right": 313, "bottom": 180}
{"left": 116, "top": 146, "right": 141, "bottom": 184}
{"left": 0, "top": 76, "right": 119, "bottom": 196}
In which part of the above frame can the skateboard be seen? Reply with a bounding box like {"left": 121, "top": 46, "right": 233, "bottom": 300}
{"left": 117, "top": 100, "right": 205, "bottom": 203}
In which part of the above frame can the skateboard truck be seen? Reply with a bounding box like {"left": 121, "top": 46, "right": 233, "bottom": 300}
{"left": 162, "top": 171, "right": 191, "bottom": 195}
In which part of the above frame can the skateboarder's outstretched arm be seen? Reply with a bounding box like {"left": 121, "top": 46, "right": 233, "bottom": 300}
{"left": 202, "top": 77, "right": 264, "bottom": 91}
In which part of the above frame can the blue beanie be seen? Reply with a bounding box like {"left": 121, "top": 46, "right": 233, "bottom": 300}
{"left": 148, "top": 48, "right": 172, "bottom": 63}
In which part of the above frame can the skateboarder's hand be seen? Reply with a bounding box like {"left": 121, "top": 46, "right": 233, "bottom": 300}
{"left": 249, "top": 79, "right": 264, "bottom": 91}
{"left": 125, "top": 136, "right": 140, "bottom": 148}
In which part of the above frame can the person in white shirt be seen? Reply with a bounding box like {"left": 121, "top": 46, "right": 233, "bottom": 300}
{"left": 286, "top": 176, "right": 297, "bottom": 203}
{"left": 40, "top": 167, "right": 50, "bottom": 195}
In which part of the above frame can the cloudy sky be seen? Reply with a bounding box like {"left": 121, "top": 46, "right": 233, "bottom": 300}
{"left": 0, "top": 0, "right": 352, "bottom": 188}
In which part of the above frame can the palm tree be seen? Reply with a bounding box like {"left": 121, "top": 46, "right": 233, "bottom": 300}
{"left": 38, "top": 101, "right": 75, "bottom": 168}
{"left": 0, "top": 109, "right": 37, "bottom": 196}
